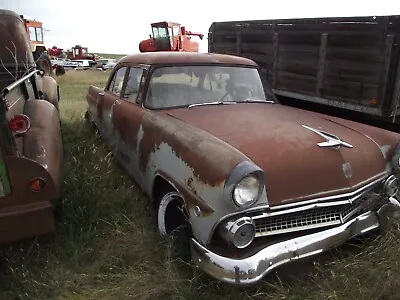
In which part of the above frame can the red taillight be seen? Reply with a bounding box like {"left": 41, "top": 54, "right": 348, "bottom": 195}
{"left": 9, "top": 114, "right": 30, "bottom": 135}
{"left": 29, "top": 177, "right": 45, "bottom": 192}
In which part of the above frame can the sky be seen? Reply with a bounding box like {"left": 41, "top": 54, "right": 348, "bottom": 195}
{"left": 1, "top": 0, "right": 400, "bottom": 55}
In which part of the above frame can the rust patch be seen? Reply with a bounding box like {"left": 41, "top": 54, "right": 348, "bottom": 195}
{"left": 156, "top": 170, "right": 214, "bottom": 214}
{"left": 112, "top": 100, "right": 145, "bottom": 151}
{"left": 163, "top": 104, "right": 396, "bottom": 206}
{"left": 139, "top": 112, "right": 247, "bottom": 186}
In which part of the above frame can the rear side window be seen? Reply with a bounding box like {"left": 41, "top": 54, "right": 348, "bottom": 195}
{"left": 108, "top": 67, "right": 127, "bottom": 96}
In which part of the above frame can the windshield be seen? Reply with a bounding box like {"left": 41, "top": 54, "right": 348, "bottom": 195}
{"left": 145, "top": 65, "right": 274, "bottom": 109}
{"left": 152, "top": 26, "right": 168, "bottom": 39}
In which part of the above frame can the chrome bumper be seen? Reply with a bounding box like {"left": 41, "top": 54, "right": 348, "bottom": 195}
{"left": 191, "top": 210, "right": 381, "bottom": 285}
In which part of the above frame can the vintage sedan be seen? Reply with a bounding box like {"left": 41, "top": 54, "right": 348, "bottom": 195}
{"left": 85, "top": 52, "right": 400, "bottom": 285}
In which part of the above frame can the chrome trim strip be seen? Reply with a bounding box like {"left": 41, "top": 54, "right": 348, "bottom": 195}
{"left": 191, "top": 211, "right": 380, "bottom": 285}
{"left": 271, "top": 172, "right": 386, "bottom": 210}
{"left": 251, "top": 190, "right": 369, "bottom": 219}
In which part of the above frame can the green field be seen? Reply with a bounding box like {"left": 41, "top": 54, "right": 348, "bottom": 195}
{"left": 0, "top": 69, "right": 399, "bottom": 299}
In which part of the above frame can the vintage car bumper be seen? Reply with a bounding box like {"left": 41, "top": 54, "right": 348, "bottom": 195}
{"left": 0, "top": 201, "right": 55, "bottom": 245}
{"left": 190, "top": 209, "right": 386, "bottom": 285}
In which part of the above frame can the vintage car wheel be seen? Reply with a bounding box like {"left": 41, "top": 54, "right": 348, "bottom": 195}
{"left": 157, "top": 190, "right": 191, "bottom": 259}
{"left": 157, "top": 191, "right": 190, "bottom": 238}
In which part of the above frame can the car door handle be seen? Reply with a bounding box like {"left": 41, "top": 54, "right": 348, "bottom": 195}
{"left": 98, "top": 92, "right": 105, "bottom": 96}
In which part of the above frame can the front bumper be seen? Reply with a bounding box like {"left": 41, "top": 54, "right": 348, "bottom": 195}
{"left": 191, "top": 210, "right": 381, "bottom": 285}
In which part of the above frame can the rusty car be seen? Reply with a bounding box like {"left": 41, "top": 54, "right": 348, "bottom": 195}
{"left": 85, "top": 51, "right": 400, "bottom": 285}
{"left": 0, "top": 9, "right": 64, "bottom": 245}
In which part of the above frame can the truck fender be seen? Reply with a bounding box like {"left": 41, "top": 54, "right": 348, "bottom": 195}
{"left": 35, "top": 74, "right": 59, "bottom": 110}
{"left": 23, "top": 100, "right": 64, "bottom": 196}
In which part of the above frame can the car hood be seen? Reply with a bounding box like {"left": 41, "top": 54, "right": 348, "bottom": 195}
{"left": 165, "top": 103, "right": 394, "bottom": 206}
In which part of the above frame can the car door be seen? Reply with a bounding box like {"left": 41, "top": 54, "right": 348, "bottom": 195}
{"left": 99, "top": 66, "right": 128, "bottom": 145}
{"left": 112, "top": 66, "right": 146, "bottom": 187}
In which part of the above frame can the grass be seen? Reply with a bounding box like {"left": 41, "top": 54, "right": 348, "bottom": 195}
{"left": 0, "top": 69, "right": 399, "bottom": 299}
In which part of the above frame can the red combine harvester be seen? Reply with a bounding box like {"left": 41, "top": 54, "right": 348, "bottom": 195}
{"left": 139, "top": 21, "right": 204, "bottom": 52}
{"left": 48, "top": 46, "right": 63, "bottom": 57}
{"left": 66, "top": 45, "right": 96, "bottom": 60}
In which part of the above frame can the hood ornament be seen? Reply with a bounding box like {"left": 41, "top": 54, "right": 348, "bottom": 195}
{"left": 302, "top": 125, "right": 353, "bottom": 149}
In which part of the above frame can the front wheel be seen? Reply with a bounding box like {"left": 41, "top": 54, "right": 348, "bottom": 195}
{"left": 157, "top": 191, "right": 190, "bottom": 237}
{"left": 157, "top": 190, "right": 192, "bottom": 260}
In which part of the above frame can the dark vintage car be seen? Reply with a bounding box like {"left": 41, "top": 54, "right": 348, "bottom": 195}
{"left": 0, "top": 10, "right": 64, "bottom": 245}
{"left": 85, "top": 51, "right": 400, "bottom": 285}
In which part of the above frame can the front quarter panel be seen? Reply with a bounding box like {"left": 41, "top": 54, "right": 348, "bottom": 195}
{"left": 138, "top": 112, "right": 268, "bottom": 245}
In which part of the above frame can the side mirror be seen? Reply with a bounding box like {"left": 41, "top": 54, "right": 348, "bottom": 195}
{"left": 149, "top": 34, "right": 152, "bottom": 38}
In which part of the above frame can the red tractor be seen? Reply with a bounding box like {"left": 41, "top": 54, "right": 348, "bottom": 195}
{"left": 139, "top": 21, "right": 204, "bottom": 52}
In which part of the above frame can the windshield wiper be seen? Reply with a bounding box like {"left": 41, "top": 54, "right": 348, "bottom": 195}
{"left": 188, "top": 101, "right": 237, "bottom": 109}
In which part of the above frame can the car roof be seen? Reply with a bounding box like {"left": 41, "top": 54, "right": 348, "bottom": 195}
{"left": 117, "top": 52, "right": 258, "bottom": 67}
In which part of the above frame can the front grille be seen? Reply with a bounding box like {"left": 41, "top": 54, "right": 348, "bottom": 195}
{"left": 252, "top": 201, "right": 362, "bottom": 237}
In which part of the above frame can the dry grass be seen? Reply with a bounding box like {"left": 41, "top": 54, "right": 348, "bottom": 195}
{"left": 0, "top": 69, "right": 399, "bottom": 300}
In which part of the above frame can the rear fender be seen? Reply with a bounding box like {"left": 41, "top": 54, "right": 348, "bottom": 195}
{"left": 0, "top": 155, "right": 56, "bottom": 209}
{"left": 35, "top": 74, "right": 59, "bottom": 110}
{"left": 22, "top": 99, "right": 64, "bottom": 195}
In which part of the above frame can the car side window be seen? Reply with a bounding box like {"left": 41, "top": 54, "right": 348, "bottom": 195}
{"left": 108, "top": 67, "right": 127, "bottom": 96}
{"left": 122, "top": 67, "right": 144, "bottom": 103}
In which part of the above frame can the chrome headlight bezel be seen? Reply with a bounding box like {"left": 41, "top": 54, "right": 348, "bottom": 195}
{"left": 224, "top": 161, "right": 266, "bottom": 209}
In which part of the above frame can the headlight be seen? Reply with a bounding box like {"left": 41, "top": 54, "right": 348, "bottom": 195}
{"left": 219, "top": 216, "right": 256, "bottom": 248}
{"left": 224, "top": 161, "right": 266, "bottom": 209}
{"left": 233, "top": 175, "right": 261, "bottom": 207}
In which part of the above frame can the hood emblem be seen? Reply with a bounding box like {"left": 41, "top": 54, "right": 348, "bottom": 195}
{"left": 342, "top": 162, "right": 352, "bottom": 179}
{"left": 302, "top": 125, "right": 353, "bottom": 149}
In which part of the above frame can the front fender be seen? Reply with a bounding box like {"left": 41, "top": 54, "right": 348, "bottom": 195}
{"left": 138, "top": 112, "right": 264, "bottom": 245}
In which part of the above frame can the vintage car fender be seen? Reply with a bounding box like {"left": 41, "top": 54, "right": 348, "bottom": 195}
{"left": 0, "top": 155, "right": 57, "bottom": 208}
{"left": 35, "top": 74, "right": 59, "bottom": 111}
{"left": 0, "top": 155, "right": 57, "bottom": 245}
{"left": 22, "top": 99, "right": 64, "bottom": 196}
{"left": 138, "top": 112, "right": 268, "bottom": 245}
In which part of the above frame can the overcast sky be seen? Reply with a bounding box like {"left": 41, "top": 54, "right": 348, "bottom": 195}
{"left": 2, "top": 0, "right": 399, "bottom": 55}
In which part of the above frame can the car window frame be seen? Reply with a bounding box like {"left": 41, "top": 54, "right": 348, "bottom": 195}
{"left": 142, "top": 63, "right": 275, "bottom": 110}
{"left": 106, "top": 66, "right": 128, "bottom": 96}
{"left": 120, "top": 66, "right": 145, "bottom": 104}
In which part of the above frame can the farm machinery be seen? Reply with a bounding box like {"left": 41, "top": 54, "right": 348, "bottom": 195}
{"left": 139, "top": 21, "right": 204, "bottom": 52}
{"left": 20, "top": 15, "right": 52, "bottom": 74}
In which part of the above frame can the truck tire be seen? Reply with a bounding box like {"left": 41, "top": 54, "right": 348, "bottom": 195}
{"left": 34, "top": 52, "right": 53, "bottom": 76}
{"left": 55, "top": 65, "right": 65, "bottom": 76}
